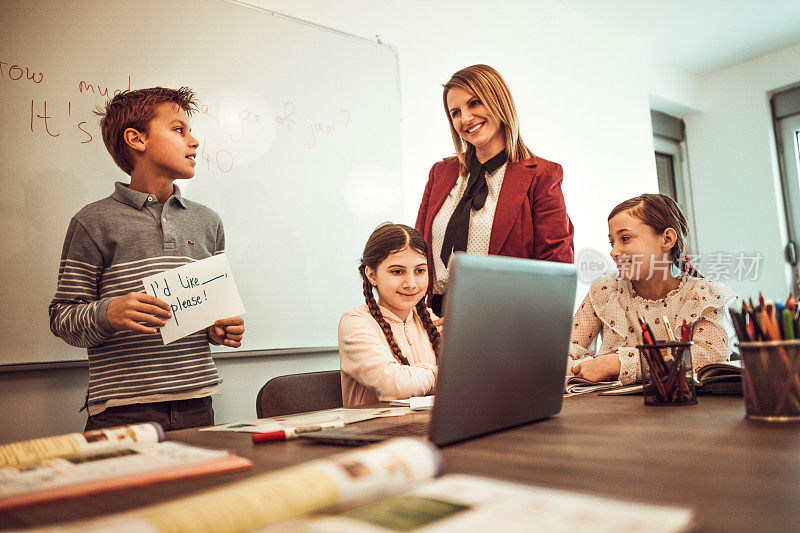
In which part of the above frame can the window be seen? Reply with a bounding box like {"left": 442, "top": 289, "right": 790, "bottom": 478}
{"left": 655, "top": 151, "right": 677, "bottom": 199}
{"left": 771, "top": 85, "right": 800, "bottom": 292}
{"left": 651, "top": 110, "right": 698, "bottom": 255}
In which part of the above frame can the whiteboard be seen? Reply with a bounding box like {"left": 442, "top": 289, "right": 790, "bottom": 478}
{"left": 0, "top": 0, "right": 403, "bottom": 365}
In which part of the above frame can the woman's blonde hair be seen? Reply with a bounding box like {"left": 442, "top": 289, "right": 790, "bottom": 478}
{"left": 443, "top": 64, "right": 533, "bottom": 176}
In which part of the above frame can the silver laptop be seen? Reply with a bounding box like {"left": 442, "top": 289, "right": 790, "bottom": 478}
{"left": 303, "top": 253, "right": 577, "bottom": 447}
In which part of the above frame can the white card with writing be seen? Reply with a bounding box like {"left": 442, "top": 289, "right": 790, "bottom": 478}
{"left": 142, "top": 253, "right": 245, "bottom": 345}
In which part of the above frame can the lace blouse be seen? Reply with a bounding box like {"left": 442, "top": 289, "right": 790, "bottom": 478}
{"left": 568, "top": 275, "right": 738, "bottom": 384}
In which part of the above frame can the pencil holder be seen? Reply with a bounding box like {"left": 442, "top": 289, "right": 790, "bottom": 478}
{"left": 636, "top": 341, "right": 697, "bottom": 406}
{"left": 738, "top": 340, "right": 800, "bottom": 422}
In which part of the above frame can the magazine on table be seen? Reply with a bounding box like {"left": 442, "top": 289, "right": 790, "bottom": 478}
{"left": 43, "top": 437, "right": 694, "bottom": 533}
{"left": 0, "top": 422, "right": 251, "bottom": 510}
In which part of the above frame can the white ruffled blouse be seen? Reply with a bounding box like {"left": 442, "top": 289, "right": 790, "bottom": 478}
{"left": 568, "top": 275, "right": 738, "bottom": 385}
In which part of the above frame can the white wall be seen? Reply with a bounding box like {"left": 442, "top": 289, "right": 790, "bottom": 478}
{"left": 644, "top": 60, "right": 702, "bottom": 116}
{"left": 683, "top": 40, "right": 800, "bottom": 299}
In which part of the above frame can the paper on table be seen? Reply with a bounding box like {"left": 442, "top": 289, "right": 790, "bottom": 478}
{"left": 200, "top": 407, "right": 415, "bottom": 433}
{"left": 142, "top": 254, "right": 245, "bottom": 344}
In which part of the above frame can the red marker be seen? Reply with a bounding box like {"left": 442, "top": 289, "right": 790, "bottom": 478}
{"left": 252, "top": 421, "right": 346, "bottom": 443}
{"left": 679, "top": 319, "right": 690, "bottom": 342}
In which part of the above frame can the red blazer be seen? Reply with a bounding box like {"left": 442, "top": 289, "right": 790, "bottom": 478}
{"left": 415, "top": 156, "right": 574, "bottom": 296}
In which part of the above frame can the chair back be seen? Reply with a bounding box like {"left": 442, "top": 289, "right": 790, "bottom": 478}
{"left": 256, "top": 370, "right": 343, "bottom": 418}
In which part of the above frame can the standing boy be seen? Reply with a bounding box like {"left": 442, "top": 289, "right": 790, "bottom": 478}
{"left": 49, "top": 87, "right": 244, "bottom": 430}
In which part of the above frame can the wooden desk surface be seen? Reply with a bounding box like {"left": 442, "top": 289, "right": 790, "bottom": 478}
{"left": 2, "top": 395, "right": 799, "bottom": 532}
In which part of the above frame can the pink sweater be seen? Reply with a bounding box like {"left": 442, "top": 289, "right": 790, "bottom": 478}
{"left": 338, "top": 304, "right": 438, "bottom": 407}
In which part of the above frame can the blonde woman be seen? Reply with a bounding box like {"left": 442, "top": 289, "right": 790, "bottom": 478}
{"left": 415, "top": 64, "right": 574, "bottom": 315}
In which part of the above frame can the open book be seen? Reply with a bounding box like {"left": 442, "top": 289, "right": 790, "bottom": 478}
{"left": 0, "top": 422, "right": 252, "bottom": 510}
{"left": 695, "top": 359, "right": 742, "bottom": 394}
{"left": 46, "top": 437, "right": 694, "bottom": 533}
{"left": 598, "top": 360, "right": 743, "bottom": 396}
{"left": 564, "top": 376, "right": 621, "bottom": 396}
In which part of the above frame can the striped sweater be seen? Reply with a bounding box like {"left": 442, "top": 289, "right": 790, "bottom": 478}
{"left": 49, "top": 182, "right": 224, "bottom": 413}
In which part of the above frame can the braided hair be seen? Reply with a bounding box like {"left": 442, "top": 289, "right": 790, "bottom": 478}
{"left": 360, "top": 223, "right": 441, "bottom": 365}
{"left": 608, "top": 193, "right": 703, "bottom": 278}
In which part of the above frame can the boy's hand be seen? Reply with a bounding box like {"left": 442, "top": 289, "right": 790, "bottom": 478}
{"left": 106, "top": 292, "right": 171, "bottom": 334}
{"left": 208, "top": 316, "right": 245, "bottom": 348}
{"left": 571, "top": 353, "right": 621, "bottom": 382}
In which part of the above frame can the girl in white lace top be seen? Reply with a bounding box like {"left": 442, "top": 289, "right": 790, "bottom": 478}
{"left": 569, "top": 194, "right": 738, "bottom": 385}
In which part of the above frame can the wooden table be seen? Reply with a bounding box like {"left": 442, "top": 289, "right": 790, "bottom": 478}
{"left": 2, "top": 395, "right": 799, "bottom": 532}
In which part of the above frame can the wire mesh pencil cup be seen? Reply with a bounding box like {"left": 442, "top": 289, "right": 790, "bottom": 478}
{"left": 738, "top": 340, "right": 800, "bottom": 422}
{"left": 636, "top": 341, "right": 697, "bottom": 406}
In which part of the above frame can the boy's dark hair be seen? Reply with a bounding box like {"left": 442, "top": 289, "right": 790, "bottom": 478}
{"left": 94, "top": 87, "right": 198, "bottom": 175}
{"left": 609, "top": 193, "right": 702, "bottom": 277}
{"left": 359, "top": 223, "right": 441, "bottom": 364}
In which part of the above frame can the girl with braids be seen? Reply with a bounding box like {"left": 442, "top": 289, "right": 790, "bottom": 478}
{"left": 339, "top": 223, "right": 441, "bottom": 407}
{"left": 569, "top": 194, "right": 738, "bottom": 385}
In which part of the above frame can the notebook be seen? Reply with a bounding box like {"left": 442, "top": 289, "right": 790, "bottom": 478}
{"left": 303, "top": 253, "right": 577, "bottom": 447}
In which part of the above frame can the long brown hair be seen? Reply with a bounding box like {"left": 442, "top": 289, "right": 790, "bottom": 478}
{"left": 608, "top": 194, "right": 701, "bottom": 277}
{"left": 359, "top": 223, "right": 440, "bottom": 364}
{"left": 443, "top": 64, "right": 533, "bottom": 177}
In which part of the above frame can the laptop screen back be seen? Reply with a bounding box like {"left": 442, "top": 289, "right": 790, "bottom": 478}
{"left": 429, "top": 253, "right": 577, "bottom": 446}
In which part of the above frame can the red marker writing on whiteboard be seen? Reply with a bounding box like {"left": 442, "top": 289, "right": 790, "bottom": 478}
{"left": 251, "top": 421, "right": 346, "bottom": 443}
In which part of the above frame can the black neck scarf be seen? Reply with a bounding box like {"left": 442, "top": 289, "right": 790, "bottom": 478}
{"left": 440, "top": 150, "right": 507, "bottom": 266}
